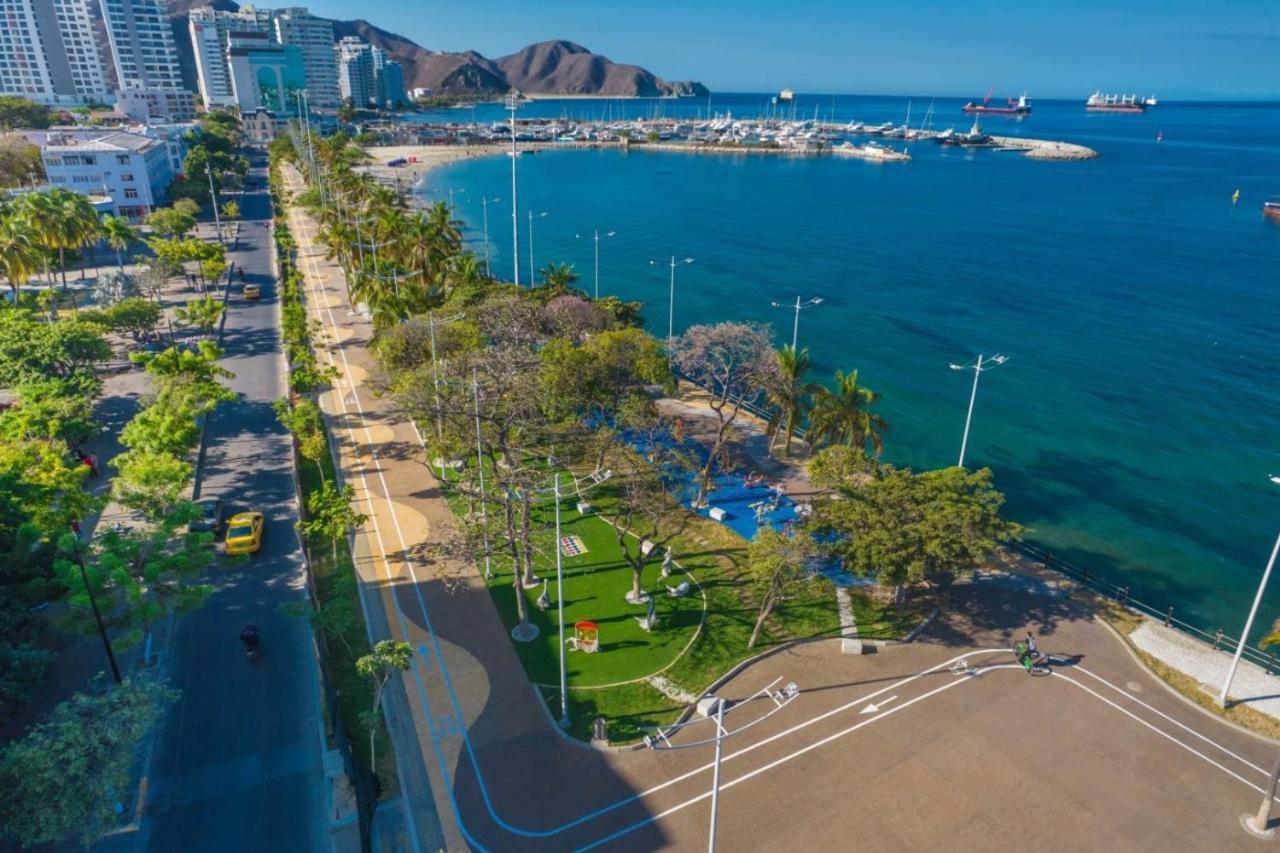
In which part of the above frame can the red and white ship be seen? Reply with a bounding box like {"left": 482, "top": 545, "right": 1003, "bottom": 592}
{"left": 962, "top": 89, "right": 1031, "bottom": 116}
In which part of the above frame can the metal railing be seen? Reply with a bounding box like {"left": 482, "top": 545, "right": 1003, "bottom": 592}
{"left": 1015, "top": 541, "right": 1280, "bottom": 674}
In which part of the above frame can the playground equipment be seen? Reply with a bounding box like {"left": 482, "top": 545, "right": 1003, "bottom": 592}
{"left": 566, "top": 620, "right": 599, "bottom": 653}
{"left": 666, "top": 580, "right": 691, "bottom": 598}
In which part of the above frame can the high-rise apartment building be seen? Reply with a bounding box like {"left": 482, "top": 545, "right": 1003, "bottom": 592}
{"left": 0, "top": 0, "right": 110, "bottom": 106}
{"left": 335, "top": 35, "right": 373, "bottom": 106}
{"left": 371, "top": 46, "right": 405, "bottom": 107}
{"left": 99, "top": 0, "right": 194, "bottom": 119}
{"left": 273, "top": 7, "right": 338, "bottom": 108}
{"left": 188, "top": 5, "right": 272, "bottom": 108}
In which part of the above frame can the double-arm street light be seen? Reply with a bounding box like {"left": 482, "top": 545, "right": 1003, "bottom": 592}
{"left": 580, "top": 229, "right": 617, "bottom": 299}
{"left": 505, "top": 93, "right": 521, "bottom": 286}
{"left": 528, "top": 210, "right": 548, "bottom": 285}
{"left": 652, "top": 255, "right": 694, "bottom": 350}
{"left": 770, "top": 295, "right": 824, "bottom": 351}
{"left": 480, "top": 196, "right": 501, "bottom": 278}
{"left": 949, "top": 353, "right": 1008, "bottom": 469}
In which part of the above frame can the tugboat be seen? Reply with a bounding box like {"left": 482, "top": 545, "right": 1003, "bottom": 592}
{"left": 943, "top": 117, "right": 991, "bottom": 146}
{"left": 1265, "top": 199, "right": 1280, "bottom": 222}
{"left": 963, "top": 90, "right": 1031, "bottom": 116}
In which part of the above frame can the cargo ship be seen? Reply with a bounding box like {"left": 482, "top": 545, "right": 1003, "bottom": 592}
{"left": 962, "top": 90, "right": 1031, "bottom": 116}
{"left": 1086, "top": 91, "right": 1147, "bottom": 113}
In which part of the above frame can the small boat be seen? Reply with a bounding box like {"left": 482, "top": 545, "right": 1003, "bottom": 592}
{"left": 779, "top": 88, "right": 795, "bottom": 102}
{"left": 832, "top": 141, "right": 911, "bottom": 162}
{"left": 1144, "top": 95, "right": 1159, "bottom": 107}
{"left": 1265, "top": 200, "right": 1280, "bottom": 222}
{"left": 864, "top": 122, "right": 894, "bottom": 135}
{"left": 934, "top": 127, "right": 956, "bottom": 143}
{"left": 943, "top": 117, "right": 991, "bottom": 146}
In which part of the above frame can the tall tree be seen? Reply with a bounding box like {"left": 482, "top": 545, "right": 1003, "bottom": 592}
{"left": 301, "top": 481, "right": 367, "bottom": 562}
{"left": 0, "top": 676, "right": 177, "bottom": 848}
{"left": 100, "top": 215, "right": 136, "bottom": 270}
{"left": 355, "top": 641, "right": 412, "bottom": 769}
{"left": 0, "top": 214, "right": 41, "bottom": 301}
{"left": 746, "top": 527, "right": 819, "bottom": 647}
{"left": 808, "top": 369, "right": 888, "bottom": 457}
{"left": 813, "top": 464, "right": 1021, "bottom": 603}
{"left": 765, "top": 344, "right": 819, "bottom": 457}
{"left": 670, "top": 322, "right": 779, "bottom": 505}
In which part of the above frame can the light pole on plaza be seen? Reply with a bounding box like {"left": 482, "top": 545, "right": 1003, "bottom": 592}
{"left": 770, "top": 295, "right": 824, "bottom": 352}
{"left": 949, "top": 353, "right": 1008, "bottom": 469}
{"left": 653, "top": 255, "right": 694, "bottom": 351}
{"left": 1218, "top": 476, "right": 1280, "bottom": 708}
{"left": 528, "top": 210, "right": 547, "bottom": 285}
{"left": 505, "top": 92, "right": 521, "bottom": 286}
{"left": 594, "top": 229, "right": 616, "bottom": 299}
{"left": 481, "top": 196, "right": 501, "bottom": 278}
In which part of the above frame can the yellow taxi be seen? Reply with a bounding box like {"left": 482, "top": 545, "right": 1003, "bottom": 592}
{"left": 224, "top": 511, "right": 264, "bottom": 555}
{"left": 243, "top": 283, "right": 261, "bottom": 299}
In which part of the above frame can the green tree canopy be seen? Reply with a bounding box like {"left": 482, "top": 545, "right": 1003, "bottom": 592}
{"left": 0, "top": 677, "right": 177, "bottom": 847}
{"left": 813, "top": 465, "right": 1022, "bottom": 602}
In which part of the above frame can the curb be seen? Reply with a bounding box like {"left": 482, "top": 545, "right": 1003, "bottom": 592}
{"left": 1094, "top": 615, "right": 1280, "bottom": 746}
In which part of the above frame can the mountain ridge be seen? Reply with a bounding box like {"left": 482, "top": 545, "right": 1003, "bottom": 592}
{"left": 163, "top": 3, "right": 708, "bottom": 99}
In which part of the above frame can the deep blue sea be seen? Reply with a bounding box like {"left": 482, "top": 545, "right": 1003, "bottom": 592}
{"left": 419, "top": 93, "right": 1280, "bottom": 639}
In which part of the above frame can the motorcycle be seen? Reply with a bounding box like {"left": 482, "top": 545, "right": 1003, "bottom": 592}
{"left": 240, "top": 625, "right": 261, "bottom": 662}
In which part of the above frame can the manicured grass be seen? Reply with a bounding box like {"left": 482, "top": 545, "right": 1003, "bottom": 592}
{"left": 543, "top": 682, "right": 685, "bottom": 744}
{"left": 483, "top": 503, "right": 704, "bottom": 687}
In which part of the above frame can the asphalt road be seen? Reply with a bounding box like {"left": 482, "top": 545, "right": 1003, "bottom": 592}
{"left": 134, "top": 158, "right": 326, "bottom": 852}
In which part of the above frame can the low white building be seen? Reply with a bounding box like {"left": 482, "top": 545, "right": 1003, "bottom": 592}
{"left": 33, "top": 130, "right": 175, "bottom": 220}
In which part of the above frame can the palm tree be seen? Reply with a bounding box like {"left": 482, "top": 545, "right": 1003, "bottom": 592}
{"left": 0, "top": 215, "right": 42, "bottom": 303}
{"left": 15, "top": 191, "right": 59, "bottom": 285}
{"left": 766, "top": 345, "right": 820, "bottom": 457}
{"left": 539, "top": 262, "right": 580, "bottom": 296}
{"left": 101, "top": 215, "right": 136, "bottom": 270}
{"left": 808, "top": 369, "right": 888, "bottom": 456}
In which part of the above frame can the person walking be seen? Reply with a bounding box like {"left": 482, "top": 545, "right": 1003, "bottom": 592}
{"left": 85, "top": 453, "right": 99, "bottom": 478}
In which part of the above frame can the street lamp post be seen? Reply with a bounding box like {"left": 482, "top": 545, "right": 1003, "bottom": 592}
{"left": 528, "top": 210, "right": 547, "bottom": 285}
{"left": 472, "top": 370, "right": 492, "bottom": 580}
{"left": 770, "top": 295, "right": 824, "bottom": 352}
{"left": 67, "top": 533, "right": 123, "bottom": 684}
{"left": 656, "top": 255, "right": 694, "bottom": 350}
{"left": 1218, "top": 476, "right": 1280, "bottom": 707}
{"left": 554, "top": 472, "right": 569, "bottom": 728}
{"left": 949, "top": 353, "right": 1008, "bottom": 469}
{"left": 480, "top": 196, "right": 501, "bottom": 279}
{"left": 594, "top": 229, "right": 616, "bottom": 300}
{"left": 205, "top": 164, "right": 223, "bottom": 246}
{"left": 708, "top": 698, "right": 725, "bottom": 852}
{"left": 505, "top": 93, "right": 520, "bottom": 286}
{"left": 1242, "top": 751, "right": 1280, "bottom": 839}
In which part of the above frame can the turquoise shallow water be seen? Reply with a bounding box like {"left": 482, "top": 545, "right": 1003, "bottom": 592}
{"left": 422, "top": 94, "right": 1280, "bottom": 639}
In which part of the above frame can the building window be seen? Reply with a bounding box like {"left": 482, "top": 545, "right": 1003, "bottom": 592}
{"left": 121, "top": 174, "right": 134, "bottom": 181}
{"left": 116, "top": 154, "right": 130, "bottom": 165}
{"left": 124, "top": 188, "right": 138, "bottom": 199}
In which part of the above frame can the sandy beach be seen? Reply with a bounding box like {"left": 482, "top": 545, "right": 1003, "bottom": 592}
{"left": 362, "top": 144, "right": 503, "bottom": 183}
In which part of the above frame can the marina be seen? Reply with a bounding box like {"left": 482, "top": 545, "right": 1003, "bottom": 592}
{"left": 360, "top": 112, "right": 1100, "bottom": 166}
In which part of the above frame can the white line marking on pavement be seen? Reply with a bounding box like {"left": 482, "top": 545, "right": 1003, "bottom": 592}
{"left": 860, "top": 695, "right": 897, "bottom": 714}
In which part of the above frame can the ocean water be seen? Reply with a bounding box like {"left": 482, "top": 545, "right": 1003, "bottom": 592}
{"left": 420, "top": 94, "right": 1280, "bottom": 639}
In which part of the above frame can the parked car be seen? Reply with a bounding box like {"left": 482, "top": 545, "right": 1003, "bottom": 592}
{"left": 387, "top": 157, "right": 408, "bottom": 167}
{"left": 243, "top": 283, "right": 262, "bottom": 299}
{"left": 190, "top": 497, "right": 224, "bottom": 536}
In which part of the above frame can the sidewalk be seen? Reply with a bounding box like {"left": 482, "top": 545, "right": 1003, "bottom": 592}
{"left": 282, "top": 163, "right": 678, "bottom": 852}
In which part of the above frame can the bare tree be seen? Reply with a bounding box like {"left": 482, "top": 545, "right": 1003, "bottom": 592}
{"left": 670, "top": 322, "right": 779, "bottom": 505}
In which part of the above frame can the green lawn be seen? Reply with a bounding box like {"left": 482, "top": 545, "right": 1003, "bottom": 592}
{"left": 483, "top": 501, "right": 705, "bottom": 687}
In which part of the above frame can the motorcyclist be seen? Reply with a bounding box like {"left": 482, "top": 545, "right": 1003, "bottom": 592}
{"left": 240, "top": 625, "right": 261, "bottom": 657}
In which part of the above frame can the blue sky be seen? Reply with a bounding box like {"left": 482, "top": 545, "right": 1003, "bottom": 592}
{"left": 303, "top": 0, "right": 1279, "bottom": 99}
